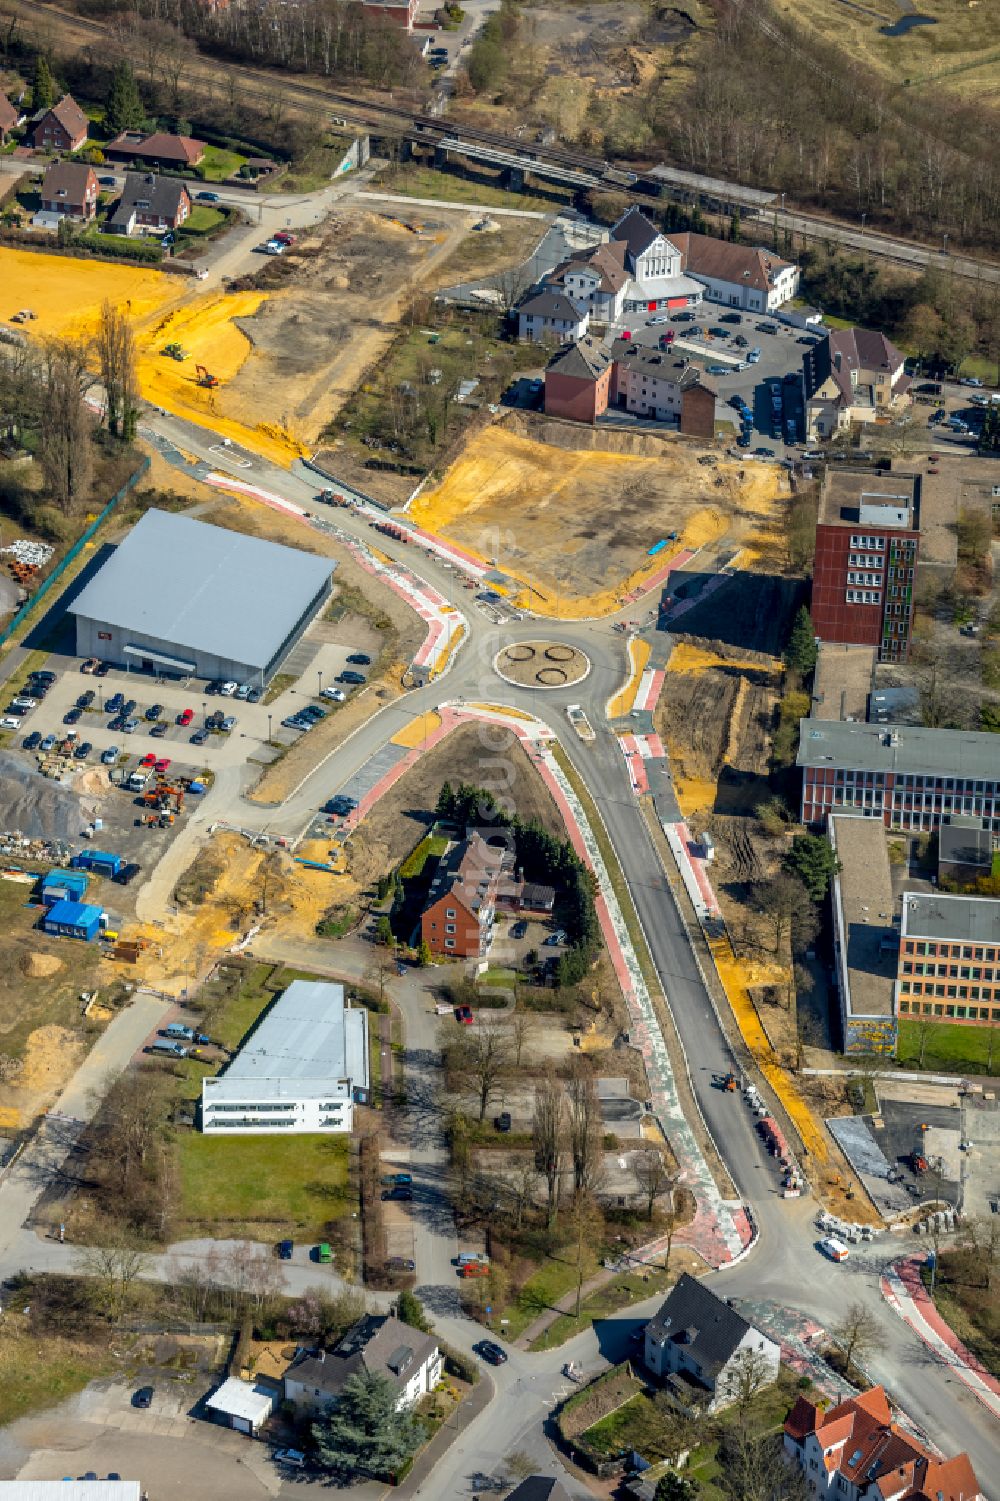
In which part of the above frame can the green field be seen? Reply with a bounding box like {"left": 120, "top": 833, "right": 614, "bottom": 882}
{"left": 182, "top": 205, "right": 225, "bottom": 234}
{"left": 897, "top": 1018, "right": 1000, "bottom": 1074}
{"left": 198, "top": 145, "right": 246, "bottom": 182}
{"left": 369, "top": 162, "right": 569, "bottom": 214}
{"left": 177, "top": 1133, "right": 350, "bottom": 1236}
{"left": 530, "top": 1266, "right": 673, "bottom": 1351}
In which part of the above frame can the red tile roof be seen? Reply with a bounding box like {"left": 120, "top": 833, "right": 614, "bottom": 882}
{"left": 0, "top": 93, "right": 18, "bottom": 133}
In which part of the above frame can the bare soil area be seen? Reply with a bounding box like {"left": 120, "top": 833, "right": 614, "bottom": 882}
{"left": 226, "top": 209, "right": 472, "bottom": 445}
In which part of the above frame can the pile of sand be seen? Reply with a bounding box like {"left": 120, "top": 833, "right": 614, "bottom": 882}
{"left": 0, "top": 752, "right": 98, "bottom": 841}
{"left": 20, "top": 952, "right": 63, "bottom": 979}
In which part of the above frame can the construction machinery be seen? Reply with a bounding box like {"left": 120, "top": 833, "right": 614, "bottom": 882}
{"left": 162, "top": 342, "right": 188, "bottom": 361}
{"left": 195, "top": 364, "right": 219, "bottom": 388}
{"left": 142, "top": 781, "right": 185, "bottom": 815}
{"left": 714, "top": 1071, "right": 738, "bottom": 1092}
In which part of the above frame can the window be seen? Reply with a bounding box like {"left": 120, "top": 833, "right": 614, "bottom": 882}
{"left": 445, "top": 938, "right": 455, "bottom": 949}
{"left": 445, "top": 908, "right": 456, "bottom": 919}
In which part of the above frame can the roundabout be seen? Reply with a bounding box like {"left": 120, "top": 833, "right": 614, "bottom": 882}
{"left": 493, "top": 640, "right": 591, "bottom": 690}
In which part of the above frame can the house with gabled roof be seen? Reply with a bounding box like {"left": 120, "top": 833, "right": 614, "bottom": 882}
{"left": 516, "top": 287, "right": 590, "bottom": 344}
{"left": 30, "top": 94, "right": 88, "bottom": 153}
{"left": 39, "top": 161, "right": 98, "bottom": 221}
{"left": 283, "top": 1314, "right": 441, "bottom": 1414}
{"left": 420, "top": 831, "right": 508, "bottom": 958}
{"left": 105, "top": 129, "right": 206, "bottom": 170}
{"left": 106, "top": 172, "right": 191, "bottom": 236}
{"left": 0, "top": 93, "right": 21, "bottom": 143}
{"left": 802, "top": 326, "right": 911, "bottom": 439}
{"left": 543, "top": 334, "right": 614, "bottom": 422}
{"left": 609, "top": 207, "right": 704, "bottom": 313}
{"left": 643, "top": 1272, "right": 779, "bottom": 1413}
{"left": 670, "top": 231, "right": 800, "bottom": 311}
{"left": 783, "top": 1385, "right": 983, "bottom": 1500}
{"left": 547, "top": 240, "right": 631, "bottom": 324}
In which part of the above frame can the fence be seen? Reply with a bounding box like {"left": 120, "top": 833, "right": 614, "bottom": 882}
{"left": 0, "top": 456, "right": 150, "bottom": 650}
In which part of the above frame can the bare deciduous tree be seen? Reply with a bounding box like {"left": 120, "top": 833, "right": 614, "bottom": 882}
{"left": 96, "top": 299, "right": 138, "bottom": 440}
{"left": 39, "top": 339, "right": 94, "bottom": 512}
{"left": 633, "top": 1147, "right": 676, "bottom": 1222}
{"left": 458, "top": 1020, "right": 511, "bottom": 1123}
{"left": 79, "top": 1239, "right": 150, "bottom": 1323}
{"left": 566, "top": 1061, "right": 602, "bottom": 1196}
{"left": 833, "top": 1301, "right": 880, "bottom": 1374}
{"left": 510, "top": 1008, "right": 535, "bottom": 1068}
{"left": 532, "top": 1073, "right": 565, "bottom": 1229}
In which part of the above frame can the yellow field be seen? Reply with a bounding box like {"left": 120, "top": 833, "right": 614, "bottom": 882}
{"left": 0, "top": 249, "right": 304, "bottom": 467}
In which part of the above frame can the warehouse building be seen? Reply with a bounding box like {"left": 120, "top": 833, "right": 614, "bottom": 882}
{"left": 201, "top": 979, "right": 369, "bottom": 1135}
{"left": 70, "top": 509, "right": 334, "bottom": 687}
{"left": 42, "top": 899, "right": 103, "bottom": 941}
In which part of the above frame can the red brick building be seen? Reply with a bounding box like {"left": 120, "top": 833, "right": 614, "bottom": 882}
{"left": 361, "top": 0, "right": 421, "bottom": 29}
{"left": 784, "top": 1385, "right": 982, "bottom": 1500}
{"left": 30, "top": 94, "right": 88, "bottom": 153}
{"left": 421, "top": 833, "right": 504, "bottom": 959}
{"left": 543, "top": 336, "right": 613, "bottom": 423}
{"left": 106, "top": 130, "right": 206, "bottom": 170}
{"left": 0, "top": 93, "right": 19, "bottom": 143}
{"left": 39, "top": 161, "right": 99, "bottom": 221}
{"left": 812, "top": 469, "right": 919, "bottom": 663}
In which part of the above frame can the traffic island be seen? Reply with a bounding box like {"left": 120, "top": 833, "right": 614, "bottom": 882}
{"left": 494, "top": 641, "right": 590, "bottom": 690}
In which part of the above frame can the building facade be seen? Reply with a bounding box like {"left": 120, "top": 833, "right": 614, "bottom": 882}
{"left": 516, "top": 289, "right": 589, "bottom": 344}
{"left": 896, "top": 892, "right": 1000, "bottom": 1027}
{"left": 784, "top": 1386, "right": 982, "bottom": 1501}
{"left": 543, "top": 335, "right": 613, "bottom": 423}
{"left": 284, "top": 1316, "right": 441, "bottom": 1414}
{"left": 609, "top": 339, "right": 718, "bottom": 435}
{"left": 421, "top": 832, "right": 506, "bottom": 958}
{"left": 360, "top": 0, "right": 421, "bottom": 27}
{"left": 610, "top": 208, "right": 704, "bottom": 313}
{"left": 802, "top": 326, "right": 911, "bottom": 439}
{"left": 30, "top": 94, "right": 88, "bottom": 152}
{"left": 105, "top": 130, "right": 206, "bottom": 169}
{"left": 811, "top": 471, "right": 919, "bottom": 663}
{"left": 670, "top": 231, "right": 800, "bottom": 311}
{"left": 798, "top": 721, "right": 1000, "bottom": 832}
{"left": 107, "top": 173, "right": 191, "bottom": 234}
{"left": 39, "top": 162, "right": 98, "bottom": 221}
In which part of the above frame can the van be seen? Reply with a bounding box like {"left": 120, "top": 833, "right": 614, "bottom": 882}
{"left": 820, "top": 1236, "right": 849, "bottom": 1262}
{"left": 456, "top": 1252, "right": 489, "bottom": 1268}
{"left": 163, "top": 1022, "right": 195, "bottom": 1040}
{"left": 316, "top": 1242, "right": 332, "bottom": 1263}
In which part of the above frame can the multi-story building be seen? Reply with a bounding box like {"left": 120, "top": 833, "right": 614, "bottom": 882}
{"left": 29, "top": 93, "right": 88, "bottom": 152}
{"left": 610, "top": 207, "right": 704, "bottom": 313}
{"left": 200, "top": 980, "right": 369, "bottom": 1135}
{"left": 811, "top": 469, "right": 920, "bottom": 663}
{"left": 643, "top": 1273, "right": 780, "bottom": 1414}
{"left": 784, "top": 1385, "right": 982, "bottom": 1500}
{"left": 669, "top": 231, "right": 800, "bottom": 311}
{"left": 421, "top": 832, "right": 506, "bottom": 958}
{"left": 828, "top": 815, "right": 899, "bottom": 1054}
{"left": 541, "top": 336, "right": 717, "bottom": 436}
{"left": 516, "top": 288, "right": 590, "bottom": 345}
{"left": 896, "top": 891, "right": 1000, "bottom": 1027}
{"left": 546, "top": 242, "right": 632, "bottom": 324}
{"left": 798, "top": 720, "right": 1000, "bottom": 832}
{"left": 38, "top": 161, "right": 99, "bottom": 222}
{"left": 802, "top": 326, "right": 912, "bottom": 439}
{"left": 543, "top": 335, "right": 614, "bottom": 423}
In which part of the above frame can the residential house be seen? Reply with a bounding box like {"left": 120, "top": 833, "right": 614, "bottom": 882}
{"left": 802, "top": 327, "right": 911, "bottom": 439}
{"left": 283, "top": 1315, "right": 442, "bottom": 1414}
{"left": 38, "top": 161, "right": 99, "bottom": 221}
{"left": 29, "top": 94, "right": 88, "bottom": 153}
{"left": 811, "top": 468, "right": 920, "bottom": 663}
{"left": 504, "top": 1482, "right": 573, "bottom": 1501}
{"left": 543, "top": 335, "right": 614, "bottom": 423}
{"left": 642, "top": 1272, "right": 780, "bottom": 1413}
{"left": 609, "top": 206, "right": 703, "bottom": 313}
{"left": 361, "top": 0, "right": 421, "bottom": 26}
{"left": 610, "top": 338, "right": 718, "bottom": 437}
{"left": 670, "top": 231, "right": 800, "bottom": 311}
{"left": 420, "top": 831, "right": 506, "bottom": 958}
{"left": 547, "top": 241, "right": 631, "bottom": 324}
{"left": 0, "top": 93, "right": 21, "bottom": 143}
{"left": 105, "top": 129, "right": 206, "bottom": 171}
{"left": 106, "top": 172, "right": 192, "bottom": 236}
{"left": 896, "top": 890, "right": 1000, "bottom": 1028}
{"left": 797, "top": 719, "right": 1000, "bottom": 832}
{"left": 783, "top": 1385, "right": 983, "bottom": 1500}
{"left": 516, "top": 288, "right": 589, "bottom": 344}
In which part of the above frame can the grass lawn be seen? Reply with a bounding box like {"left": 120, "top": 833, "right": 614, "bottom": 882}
{"left": 198, "top": 145, "right": 246, "bottom": 182}
{"left": 479, "top": 967, "right": 517, "bottom": 988}
{"left": 370, "top": 162, "right": 568, "bottom": 214}
{"left": 399, "top": 832, "right": 449, "bottom": 880}
{"left": 0, "top": 1324, "right": 112, "bottom": 1427}
{"left": 897, "top": 1017, "right": 1000, "bottom": 1074}
{"left": 182, "top": 205, "right": 225, "bottom": 234}
{"left": 500, "top": 1250, "right": 600, "bottom": 1341}
{"left": 177, "top": 1132, "right": 350, "bottom": 1236}
{"left": 198, "top": 961, "right": 283, "bottom": 1052}
{"left": 959, "top": 352, "right": 1000, "bottom": 384}
{"left": 530, "top": 1266, "right": 673, "bottom": 1351}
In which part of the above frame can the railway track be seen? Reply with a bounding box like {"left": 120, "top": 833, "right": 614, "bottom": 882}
{"left": 12, "top": 0, "right": 1000, "bottom": 284}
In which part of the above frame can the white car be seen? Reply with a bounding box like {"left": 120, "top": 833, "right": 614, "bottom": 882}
{"left": 646, "top": 314, "right": 670, "bottom": 325}
{"left": 820, "top": 1236, "right": 849, "bottom": 1262}
{"left": 321, "top": 687, "right": 347, "bottom": 702}
{"left": 0, "top": 716, "right": 21, "bottom": 729}
{"left": 220, "top": 681, "right": 238, "bottom": 696}
{"left": 263, "top": 240, "right": 286, "bottom": 256}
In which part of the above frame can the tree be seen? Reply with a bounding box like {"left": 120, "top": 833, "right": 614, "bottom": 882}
{"left": 104, "top": 60, "right": 144, "bottom": 134}
{"left": 634, "top": 1147, "right": 676, "bottom": 1222}
{"left": 721, "top": 1346, "right": 775, "bottom": 1433}
{"left": 396, "top": 1288, "right": 431, "bottom": 1332}
{"left": 38, "top": 339, "right": 94, "bottom": 512}
{"left": 454, "top": 1020, "right": 510, "bottom": 1122}
{"left": 532, "top": 1073, "right": 565, "bottom": 1229}
{"left": 79, "top": 1239, "right": 150, "bottom": 1324}
{"left": 656, "top": 1475, "right": 699, "bottom": 1501}
{"left": 566, "top": 1061, "right": 602, "bottom": 1196}
{"left": 375, "top": 915, "right": 394, "bottom": 947}
{"left": 833, "top": 1301, "right": 879, "bottom": 1374}
{"left": 417, "top": 939, "right": 432, "bottom": 967}
{"left": 313, "top": 1370, "right": 424, "bottom": 1481}
{"left": 32, "top": 54, "right": 54, "bottom": 111}
{"left": 783, "top": 606, "right": 818, "bottom": 677}
{"left": 752, "top": 873, "right": 809, "bottom": 956}
{"left": 96, "top": 299, "right": 139, "bottom": 441}
{"left": 784, "top": 834, "right": 840, "bottom": 902}
{"left": 511, "top": 1008, "right": 534, "bottom": 1068}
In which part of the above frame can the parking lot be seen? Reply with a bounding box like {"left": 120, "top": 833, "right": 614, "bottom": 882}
{"left": 5, "top": 633, "right": 373, "bottom": 774}
{"left": 611, "top": 310, "right": 816, "bottom": 459}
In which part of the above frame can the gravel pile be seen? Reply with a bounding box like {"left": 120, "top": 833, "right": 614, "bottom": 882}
{"left": 0, "top": 752, "right": 99, "bottom": 843}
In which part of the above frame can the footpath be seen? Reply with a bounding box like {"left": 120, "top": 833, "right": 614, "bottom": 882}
{"left": 881, "top": 1254, "right": 1000, "bottom": 1420}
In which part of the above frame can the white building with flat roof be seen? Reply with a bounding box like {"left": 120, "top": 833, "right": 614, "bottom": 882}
{"left": 0, "top": 1486, "right": 141, "bottom": 1501}
{"left": 201, "top": 980, "right": 369, "bottom": 1135}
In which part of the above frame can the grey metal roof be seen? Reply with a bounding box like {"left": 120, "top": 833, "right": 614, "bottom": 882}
{"left": 902, "top": 892, "right": 1000, "bottom": 946}
{"left": 797, "top": 720, "right": 1000, "bottom": 782}
{"left": 646, "top": 1272, "right": 752, "bottom": 1377}
{"left": 217, "top": 979, "right": 369, "bottom": 1088}
{"left": 69, "top": 509, "right": 332, "bottom": 670}
{"left": 939, "top": 816, "right": 992, "bottom": 870}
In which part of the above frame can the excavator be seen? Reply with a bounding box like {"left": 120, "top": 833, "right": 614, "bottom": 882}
{"left": 195, "top": 364, "right": 219, "bottom": 388}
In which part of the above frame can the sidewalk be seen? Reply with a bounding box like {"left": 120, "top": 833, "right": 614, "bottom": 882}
{"left": 514, "top": 1269, "right": 616, "bottom": 1350}
{"left": 394, "top": 1372, "right": 495, "bottom": 1500}
{"left": 880, "top": 1254, "right": 1000, "bottom": 1420}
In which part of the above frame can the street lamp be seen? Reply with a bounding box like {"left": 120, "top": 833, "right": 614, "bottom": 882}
{"left": 317, "top": 669, "right": 323, "bottom": 699}
{"left": 267, "top": 713, "right": 273, "bottom": 745}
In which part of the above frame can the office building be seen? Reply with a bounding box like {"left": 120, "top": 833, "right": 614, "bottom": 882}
{"left": 812, "top": 469, "right": 919, "bottom": 662}
{"left": 896, "top": 892, "right": 1000, "bottom": 1026}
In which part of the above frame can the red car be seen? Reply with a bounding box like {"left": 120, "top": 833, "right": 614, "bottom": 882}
{"left": 154, "top": 758, "right": 171, "bottom": 774}
{"left": 140, "top": 752, "right": 156, "bottom": 767}
{"left": 177, "top": 708, "right": 194, "bottom": 726}
{"left": 455, "top": 1005, "right": 474, "bottom": 1025}
{"left": 273, "top": 231, "right": 296, "bottom": 245}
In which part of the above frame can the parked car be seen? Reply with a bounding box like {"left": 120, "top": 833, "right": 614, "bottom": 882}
{"left": 191, "top": 729, "right": 209, "bottom": 746}
{"left": 273, "top": 1449, "right": 306, "bottom": 1470}
{"left": 220, "top": 716, "right": 236, "bottom": 731}
{"left": 133, "top": 1387, "right": 154, "bottom": 1409}
{"left": 495, "top": 1111, "right": 512, "bottom": 1133}
{"left": 706, "top": 364, "right": 729, "bottom": 375}
{"left": 80, "top": 658, "right": 99, "bottom": 674}
{"left": 107, "top": 692, "right": 125, "bottom": 712}
{"left": 455, "top": 1005, "right": 474, "bottom": 1025}
{"left": 122, "top": 718, "right": 139, "bottom": 734}
{"left": 720, "top": 312, "right": 743, "bottom": 324}
{"left": 544, "top": 929, "right": 567, "bottom": 946}
{"left": 960, "top": 376, "right": 984, "bottom": 387}
{"left": 276, "top": 1239, "right": 294, "bottom": 1260}
{"left": 77, "top": 691, "right": 95, "bottom": 709}
{"left": 247, "top": 686, "right": 262, "bottom": 703}
{"left": 140, "top": 752, "right": 157, "bottom": 767}
{"left": 475, "top": 1340, "right": 508, "bottom": 1366}
{"left": 177, "top": 708, "right": 194, "bottom": 726}
{"left": 154, "top": 758, "right": 171, "bottom": 774}
{"left": 220, "top": 681, "right": 238, "bottom": 697}
{"left": 22, "top": 731, "right": 41, "bottom": 750}
{"left": 112, "top": 862, "right": 141, "bottom": 885}
{"left": 381, "top": 1173, "right": 413, "bottom": 1185}
{"left": 151, "top": 722, "right": 169, "bottom": 738}
{"left": 747, "top": 348, "right": 761, "bottom": 363}
{"left": 145, "top": 704, "right": 162, "bottom": 721}
{"left": 42, "top": 734, "right": 57, "bottom": 752}
{"left": 347, "top": 653, "right": 371, "bottom": 665}
{"left": 322, "top": 687, "right": 347, "bottom": 702}
{"left": 95, "top": 661, "right": 111, "bottom": 677}
{"left": 102, "top": 745, "right": 119, "bottom": 764}
{"left": 235, "top": 684, "right": 251, "bottom": 700}
{"left": 338, "top": 670, "right": 366, "bottom": 685}
{"left": 196, "top": 191, "right": 220, "bottom": 203}
{"left": 510, "top": 919, "right": 527, "bottom": 938}
{"left": 63, "top": 709, "right": 82, "bottom": 725}
{"left": 381, "top": 1186, "right": 413, "bottom": 1201}
{"left": 0, "top": 716, "right": 22, "bottom": 729}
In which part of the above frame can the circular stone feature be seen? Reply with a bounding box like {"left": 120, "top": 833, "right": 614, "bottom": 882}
{"left": 494, "top": 641, "right": 591, "bottom": 690}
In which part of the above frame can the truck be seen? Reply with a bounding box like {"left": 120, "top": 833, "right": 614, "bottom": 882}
{"left": 128, "top": 769, "right": 151, "bottom": 792}
{"left": 566, "top": 704, "right": 595, "bottom": 742}
{"left": 71, "top": 849, "right": 124, "bottom": 879}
